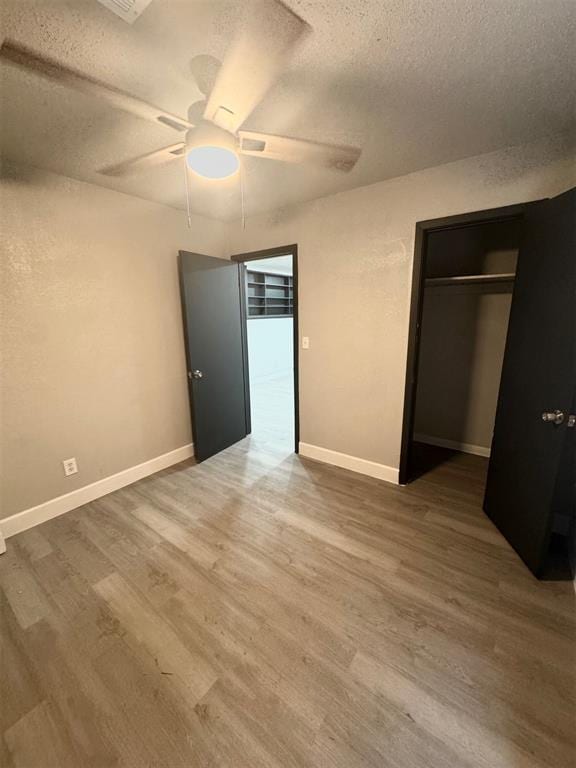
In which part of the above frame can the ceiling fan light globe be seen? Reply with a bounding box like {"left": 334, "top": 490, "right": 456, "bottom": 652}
{"left": 185, "top": 122, "right": 239, "bottom": 180}
{"left": 186, "top": 146, "right": 239, "bottom": 179}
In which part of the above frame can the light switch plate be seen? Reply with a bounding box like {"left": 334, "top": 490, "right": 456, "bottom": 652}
{"left": 302, "top": 336, "right": 310, "bottom": 349}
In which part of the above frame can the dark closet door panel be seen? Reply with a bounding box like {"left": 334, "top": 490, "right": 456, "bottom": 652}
{"left": 483, "top": 188, "right": 576, "bottom": 576}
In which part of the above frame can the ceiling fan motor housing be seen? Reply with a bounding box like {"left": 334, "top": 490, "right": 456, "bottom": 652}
{"left": 186, "top": 122, "right": 238, "bottom": 154}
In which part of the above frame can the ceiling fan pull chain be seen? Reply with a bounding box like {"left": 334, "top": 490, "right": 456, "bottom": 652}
{"left": 240, "top": 159, "right": 246, "bottom": 231}
{"left": 184, "top": 161, "right": 193, "bottom": 229}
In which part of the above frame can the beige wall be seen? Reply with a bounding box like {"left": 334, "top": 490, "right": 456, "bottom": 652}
{"left": 0, "top": 163, "right": 225, "bottom": 519}
{"left": 227, "top": 134, "right": 576, "bottom": 472}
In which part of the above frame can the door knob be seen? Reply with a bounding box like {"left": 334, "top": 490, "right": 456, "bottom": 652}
{"left": 541, "top": 410, "right": 564, "bottom": 425}
{"left": 188, "top": 370, "right": 203, "bottom": 380}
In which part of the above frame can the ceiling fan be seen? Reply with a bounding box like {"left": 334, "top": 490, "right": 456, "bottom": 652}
{"left": 0, "top": 0, "right": 362, "bottom": 183}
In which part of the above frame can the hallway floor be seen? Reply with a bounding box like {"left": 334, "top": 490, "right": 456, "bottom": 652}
{"left": 249, "top": 370, "right": 294, "bottom": 453}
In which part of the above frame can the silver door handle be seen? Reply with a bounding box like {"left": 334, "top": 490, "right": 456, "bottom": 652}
{"left": 188, "top": 370, "right": 203, "bottom": 380}
{"left": 541, "top": 410, "right": 564, "bottom": 425}
{"left": 568, "top": 415, "right": 575, "bottom": 428}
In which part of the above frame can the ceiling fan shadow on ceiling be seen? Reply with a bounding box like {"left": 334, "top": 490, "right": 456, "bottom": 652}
{"left": 0, "top": 0, "right": 362, "bottom": 220}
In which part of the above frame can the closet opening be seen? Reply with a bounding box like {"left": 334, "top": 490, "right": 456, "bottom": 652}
{"left": 400, "top": 203, "right": 531, "bottom": 489}
{"left": 409, "top": 217, "right": 520, "bottom": 494}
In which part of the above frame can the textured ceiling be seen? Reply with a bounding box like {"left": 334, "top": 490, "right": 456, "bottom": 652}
{"left": 1, "top": 0, "right": 575, "bottom": 220}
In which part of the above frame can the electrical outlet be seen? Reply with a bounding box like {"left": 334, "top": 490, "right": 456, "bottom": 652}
{"left": 302, "top": 336, "right": 310, "bottom": 349}
{"left": 63, "top": 457, "right": 78, "bottom": 477}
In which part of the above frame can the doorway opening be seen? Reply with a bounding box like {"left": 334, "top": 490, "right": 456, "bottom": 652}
{"left": 232, "top": 245, "right": 299, "bottom": 457}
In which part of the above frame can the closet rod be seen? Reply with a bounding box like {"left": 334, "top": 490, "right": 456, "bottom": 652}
{"left": 425, "top": 272, "right": 515, "bottom": 287}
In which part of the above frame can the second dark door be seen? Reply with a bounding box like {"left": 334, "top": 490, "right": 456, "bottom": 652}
{"left": 179, "top": 251, "right": 250, "bottom": 462}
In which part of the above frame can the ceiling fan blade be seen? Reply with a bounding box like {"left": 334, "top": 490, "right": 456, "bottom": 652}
{"left": 204, "top": 0, "right": 309, "bottom": 133}
{"left": 238, "top": 131, "right": 361, "bottom": 172}
{"left": 0, "top": 39, "right": 193, "bottom": 132}
{"left": 98, "top": 143, "right": 186, "bottom": 177}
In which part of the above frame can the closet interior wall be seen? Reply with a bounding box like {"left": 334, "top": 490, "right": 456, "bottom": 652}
{"left": 413, "top": 219, "right": 521, "bottom": 458}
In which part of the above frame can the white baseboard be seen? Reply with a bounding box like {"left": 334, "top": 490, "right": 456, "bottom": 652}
{"left": 414, "top": 433, "right": 491, "bottom": 458}
{"left": 299, "top": 442, "right": 399, "bottom": 484}
{"left": 0, "top": 443, "right": 194, "bottom": 541}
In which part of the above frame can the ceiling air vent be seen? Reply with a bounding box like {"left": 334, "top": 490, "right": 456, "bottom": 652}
{"left": 240, "top": 137, "right": 267, "bottom": 153}
{"left": 96, "top": 0, "right": 154, "bottom": 24}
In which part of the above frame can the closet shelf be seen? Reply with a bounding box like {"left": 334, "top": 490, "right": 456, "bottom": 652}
{"left": 246, "top": 268, "right": 293, "bottom": 318}
{"left": 425, "top": 273, "right": 515, "bottom": 287}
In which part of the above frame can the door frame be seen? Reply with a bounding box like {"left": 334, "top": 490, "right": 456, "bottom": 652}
{"left": 231, "top": 244, "right": 300, "bottom": 454}
{"left": 398, "top": 201, "right": 542, "bottom": 485}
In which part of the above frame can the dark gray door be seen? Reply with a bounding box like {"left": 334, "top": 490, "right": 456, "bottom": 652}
{"left": 484, "top": 188, "right": 575, "bottom": 576}
{"left": 179, "top": 251, "right": 250, "bottom": 462}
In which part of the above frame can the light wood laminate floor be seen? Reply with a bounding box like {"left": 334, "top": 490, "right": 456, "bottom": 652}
{"left": 1, "top": 433, "right": 575, "bottom": 767}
